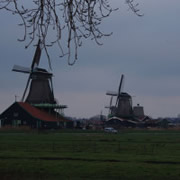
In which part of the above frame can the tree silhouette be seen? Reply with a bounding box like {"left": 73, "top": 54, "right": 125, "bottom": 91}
{"left": 0, "top": 0, "right": 141, "bottom": 66}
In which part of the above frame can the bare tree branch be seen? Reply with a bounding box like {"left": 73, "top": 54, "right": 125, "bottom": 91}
{"left": 0, "top": 0, "right": 141, "bottom": 66}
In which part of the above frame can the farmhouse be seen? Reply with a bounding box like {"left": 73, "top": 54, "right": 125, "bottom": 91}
{"left": 0, "top": 102, "right": 72, "bottom": 129}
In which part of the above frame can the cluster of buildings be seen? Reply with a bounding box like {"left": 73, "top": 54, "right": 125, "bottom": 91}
{"left": 0, "top": 43, "right": 179, "bottom": 130}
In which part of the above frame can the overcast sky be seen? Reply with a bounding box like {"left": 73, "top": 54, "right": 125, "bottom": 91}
{"left": 0, "top": 0, "right": 180, "bottom": 118}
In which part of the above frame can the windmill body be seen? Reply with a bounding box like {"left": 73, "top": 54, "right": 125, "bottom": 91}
{"left": 25, "top": 68, "right": 55, "bottom": 104}
{"left": 116, "top": 92, "right": 133, "bottom": 118}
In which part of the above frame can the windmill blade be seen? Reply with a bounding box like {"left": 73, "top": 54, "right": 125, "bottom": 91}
{"left": 104, "top": 96, "right": 113, "bottom": 115}
{"left": 115, "top": 74, "right": 124, "bottom": 107}
{"left": 109, "top": 96, "right": 113, "bottom": 107}
{"left": 21, "top": 40, "right": 41, "bottom": 101}
{"left": 106, "top": 91, "right": 118, "bottom": 96}
{"left": 105, "top": 106, "right": 110, "bottom": 108}
{"left": 31, "top": 39, "right": 42, "bottom": 70}
{"left": 105, "top": 97, "right": 113, "bottom": 107}
{"left": 118, "top": 74, "right": 124, "bottom": 96}
{"left": 12, "top": 65, "right": 31, "bottom": 74}
{"left": 21, "top": 75, "right": 31, "bottom": 102}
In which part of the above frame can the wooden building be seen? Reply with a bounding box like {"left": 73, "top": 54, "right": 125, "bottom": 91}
{"left": 0, "top": 102, "right": 72, "bottom": 129}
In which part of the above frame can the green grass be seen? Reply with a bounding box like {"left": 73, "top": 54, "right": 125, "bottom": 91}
{"left": 0, "top": 129, "right": 180, "bottom": 179}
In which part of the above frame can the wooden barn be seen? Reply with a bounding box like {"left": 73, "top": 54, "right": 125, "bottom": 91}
{"left": 0, "top": 102, "right": 72, "bottom": 129}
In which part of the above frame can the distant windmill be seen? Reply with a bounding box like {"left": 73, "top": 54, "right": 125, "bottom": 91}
{"left": 106, "top": 74, "right": 133, "bottom": 119}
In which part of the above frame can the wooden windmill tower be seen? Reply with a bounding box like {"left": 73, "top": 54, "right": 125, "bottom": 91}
{"left": 106, "top": 74, "right": 133, "bottom": 119}
{"left": 12, "top": 40, "right": 67, "bottom": 114}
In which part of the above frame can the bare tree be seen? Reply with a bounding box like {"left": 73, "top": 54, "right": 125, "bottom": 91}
{"left": 0, "top": 0, "right": 141, "bottom": 66}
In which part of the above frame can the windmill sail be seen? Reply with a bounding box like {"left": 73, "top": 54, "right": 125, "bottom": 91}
{"left": 31, "top": 40, "right": 41, "bottom": 70}
{"left": 115, "top": 74, "right": 124, "bottom": 107}
{"left": 12, "top": 65, "right": 31, "bottom": 74}
{"left": 21, "top": 76, "right": 31, "bottom": 101}
{"left": 106, "top": 91, "right": 118, "bottom": 96}
{"left": 21, "top": 40, "right": 42, "bottom": 101}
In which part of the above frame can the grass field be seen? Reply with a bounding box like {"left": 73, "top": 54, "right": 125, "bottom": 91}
{"left": 0, "top": 129, "right": 180, "bottom": 179}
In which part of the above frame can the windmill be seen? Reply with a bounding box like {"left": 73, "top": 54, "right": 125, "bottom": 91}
{"left": 106, "top": 74, "right": 133, "bottom": 119}
{"left": 12, "top": 40, "right": 67, "bottom": 114}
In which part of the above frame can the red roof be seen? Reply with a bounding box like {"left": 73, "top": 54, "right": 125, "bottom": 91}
{"left": 18, "top": 102, "right": 68, "bottom": 122}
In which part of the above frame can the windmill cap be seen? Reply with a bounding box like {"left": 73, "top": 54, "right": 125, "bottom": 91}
{"left": 120, "top": 92, "right": 131, "bottom": 97}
